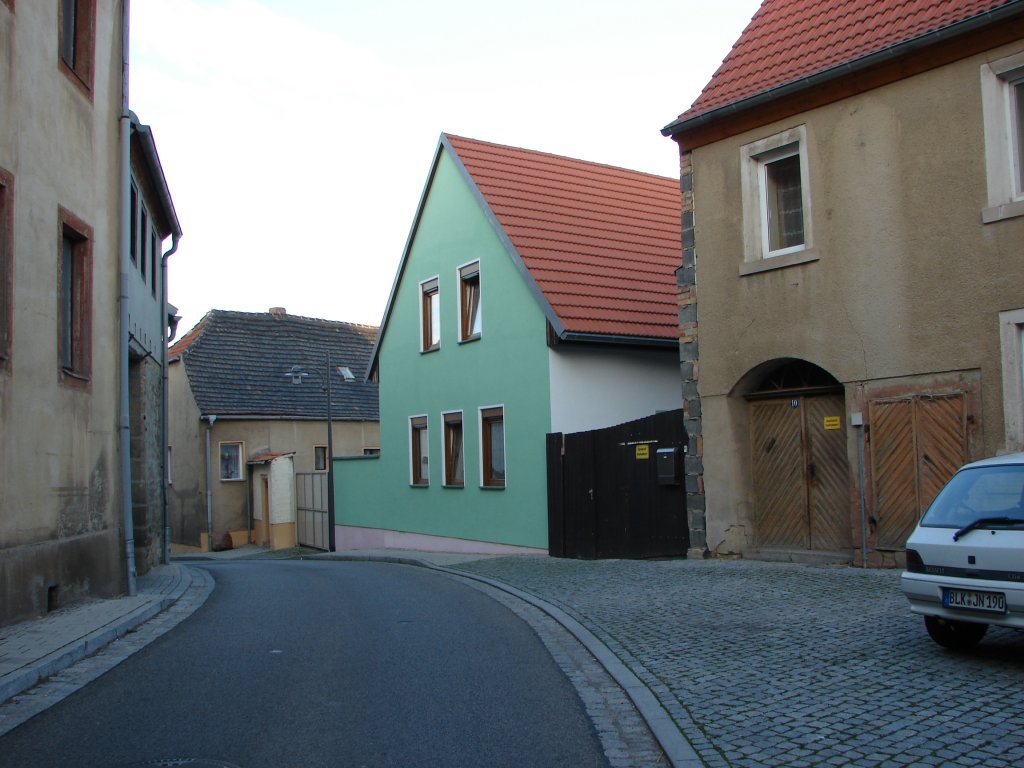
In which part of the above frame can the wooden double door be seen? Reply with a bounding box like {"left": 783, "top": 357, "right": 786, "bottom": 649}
{"left": 751, "top": 394, "right": 851, "bottom": 552}
{"left": 868, "top": 394, "right": 966, "bottom": 549}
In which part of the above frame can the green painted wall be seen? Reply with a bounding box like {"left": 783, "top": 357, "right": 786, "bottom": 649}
{"left": 334, "top": 148, "right": 552, "bottom": 548}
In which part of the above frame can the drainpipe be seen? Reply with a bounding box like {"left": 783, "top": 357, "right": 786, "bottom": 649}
{"left": 204, "top": 415, "right": 217, "bottom": 551}
{"left": 118, "top": 0, "right": 137, "bottom": 596}
{"left": 160, "top": 235, "right": 180, "bottom": 563}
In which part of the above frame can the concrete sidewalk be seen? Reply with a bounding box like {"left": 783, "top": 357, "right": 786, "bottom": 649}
{"left": 0, "top": 563, "right": 211, "bottom": 706}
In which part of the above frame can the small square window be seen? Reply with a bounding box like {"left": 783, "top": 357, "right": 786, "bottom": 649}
{"left": 420, "top": 278, "right": 439, "bottom": 352}
{"left": 741, "top": 126, "right": 811, "bottom": 262}
{"left": 981, "top": 53, "right": 1024, "bottom": 222}
{"left": 314, "top": 445, "right": 328, "bottom": 471}
{"left": 480, "top": 406, "right": 505, "bottom": 488}
{"left": 219, "top": 441, "right": 244, "bottom": 481}
{"left": 443, "top": 411, "right": 465, "bottom": 487}
{"left": 459, "top": 262, "right": 482, "bottom": 342}
{"left": 410, "top": 416, "right": 429, "bottom": 486}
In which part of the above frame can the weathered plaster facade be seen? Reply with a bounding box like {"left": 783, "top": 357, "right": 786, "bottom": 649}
{"left": 669, "top": 28, "right": 1024, "bottom": 566}
{"left": 1, "top": 1, "right": 122, "bottom": 623}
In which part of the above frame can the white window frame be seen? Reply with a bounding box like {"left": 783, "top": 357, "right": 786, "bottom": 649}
{"left": 740, "top": 125, "right": 814, "bottom": 269}
{"left": 419, "top": 277, "right": 440, "bottom": 352}
{"left": 457, "top": 260, "right": 482, "bottom": 343}
{"left": 219, "top": 441, "right": 244, "bottom": 482}
{"left": 981, "top": 51, "right": 1024, "bottom": 223}
{"left": 479, "top": 404, "right": 506, "bottom": 489}
{"left": 314, "top": 445, "right": 328, "bottom": 472}
{"left": 1000, "top": 308, "right": 1024, "bottom": 452}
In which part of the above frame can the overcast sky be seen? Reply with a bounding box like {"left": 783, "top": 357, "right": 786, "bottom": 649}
{"left": 129, "top": 0, "right": 762, "bottom": 335}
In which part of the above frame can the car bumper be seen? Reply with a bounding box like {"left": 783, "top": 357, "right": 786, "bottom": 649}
{"left": 901, "top": 572, "right": 1024, "bottom": 628}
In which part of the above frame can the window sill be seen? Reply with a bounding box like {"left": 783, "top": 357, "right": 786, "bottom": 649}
{"left": 458, "top": 333, "right": 481, "bottom": 345}
{"left": 59, "top": 367, "right": 91, "bottom": 390}
{"left": 420, "top": 345, "right": 440, "bottom": 355}
{"left": 220, "top": 478, "right": 245, "bottom": 483}
{"left": 480, "top": 484, "right": 506, "bottom": 491}
{"left": 410, "top": 483, "right": 429, "bottom": 489}
{"left": 443, "top": 483, "right": 465, "bottom": 489}
{"left": 739, "top": 248, "right": 819, "bottom": 276}
{"left": 982, "top": 200, "right": 1024, "bottom": 224}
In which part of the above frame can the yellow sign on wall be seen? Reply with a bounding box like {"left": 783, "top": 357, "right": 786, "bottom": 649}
{"left": 823, "top": 416, "right": 841, "bottom": 430}
{"left": 635, "top": 444, "right": 650, "bottom": 460}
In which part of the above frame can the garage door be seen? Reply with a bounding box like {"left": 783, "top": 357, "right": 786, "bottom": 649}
{"left": 869, "top": 394, "right": 967, "bottom": 549}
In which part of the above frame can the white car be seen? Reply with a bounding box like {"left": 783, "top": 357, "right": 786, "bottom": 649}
{"left": 901, "top": 452, "right": 1024, "bottom": 650}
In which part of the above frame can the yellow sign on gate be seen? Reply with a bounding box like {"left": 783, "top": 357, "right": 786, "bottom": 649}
{"left": 635, "top": 444, "right": 650, "bottom": 460}
{"left": 823, "top": 416, "right": 841, "bottom": 430}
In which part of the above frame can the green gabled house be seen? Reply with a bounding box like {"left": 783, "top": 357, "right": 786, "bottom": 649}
{"left": 333, "top": 134, "right": 683, "bottom": 554}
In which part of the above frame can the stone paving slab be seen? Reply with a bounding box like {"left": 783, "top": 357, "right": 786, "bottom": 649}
{"left": 443, "top": 556, "right": 1024, "bottom": 768}
{"left": 0, "top": 565, "right": 202, "bottom": 706}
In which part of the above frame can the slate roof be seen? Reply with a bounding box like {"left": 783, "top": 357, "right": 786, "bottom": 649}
{"left": 665, "top": 0, "right": 1022, "bottom": 133}
{"left": 169, "top": 310, "right": 379, "bottom": 420}
{"left": 444, "top": 134, "right": 682, "bottom": 343}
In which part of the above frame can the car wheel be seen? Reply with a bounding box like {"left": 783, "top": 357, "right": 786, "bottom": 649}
{"left": 924, "top": 615, "right": 988, "bottom": 650}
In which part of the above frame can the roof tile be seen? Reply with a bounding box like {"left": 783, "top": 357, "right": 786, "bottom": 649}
{"left": 171, "top": 310, "right": 379, "bottom": 420}
{"left": 676, "top": 0, "right": 1016, "bottom": 124}
{"left": 445, "top": 135, "right": 681, "bottom": 342}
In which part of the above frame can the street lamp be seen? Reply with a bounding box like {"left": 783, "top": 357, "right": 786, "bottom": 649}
{"left": 285, "top": 352, "right": 354, "bottom": 552}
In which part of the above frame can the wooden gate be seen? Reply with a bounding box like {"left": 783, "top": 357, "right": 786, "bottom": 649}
{"left": 295, "top": 472, "right": 329, "bottom": 551}
{"left": 547, "top": 410, "right": 688, "bottom": 559}
{"left": 869, "top": 394, "right": 967, "bottom": 549}
{"left": 751, "top": 394, "right": 851, "bottom": 552}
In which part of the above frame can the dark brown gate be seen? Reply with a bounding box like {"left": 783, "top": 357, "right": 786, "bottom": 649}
{"left": 751, "top": 394, "right": 851, "bottom": 552}
{"left": 547, "top": 410, "right": 688, "bottom": 559}
{"left": 870, "top": 393, "right": 967, "bottom": 549}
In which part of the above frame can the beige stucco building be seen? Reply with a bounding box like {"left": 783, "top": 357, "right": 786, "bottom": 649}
{"left": 663, "top": 1, "right": 1024, "bottom": 566}
{"left": 168, "top": 309, "right": 379, "bottom": 552}
{"left": 0, "top": 1, "right": 181, "bottom": 624}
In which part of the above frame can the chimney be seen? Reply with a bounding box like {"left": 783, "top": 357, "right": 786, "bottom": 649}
{"left": 269, "top": 307, "right": 287, "bottom": 316}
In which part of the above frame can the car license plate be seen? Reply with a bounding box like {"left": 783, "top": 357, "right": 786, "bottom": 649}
{"left": 943, "top": 588, "right": 1006, "bottom": 614}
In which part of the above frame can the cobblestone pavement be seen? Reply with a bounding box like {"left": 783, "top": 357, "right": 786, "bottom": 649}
{"left": 451, "top": 572, "right": 670, "bottom": 768}
{"left": 449, "top": 556, "right": 1024, "bottom": 768}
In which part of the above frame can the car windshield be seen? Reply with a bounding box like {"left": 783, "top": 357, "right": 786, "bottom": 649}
{"left": 920, "top": 464, "right": 1024, "bottom": 528}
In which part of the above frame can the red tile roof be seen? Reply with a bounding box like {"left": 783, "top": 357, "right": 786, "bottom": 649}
{"left": 673, "top": 0, "right": 1017, "bottom": 126}
{"left": 445, "top": 135, "right": 681, "bottom": 343}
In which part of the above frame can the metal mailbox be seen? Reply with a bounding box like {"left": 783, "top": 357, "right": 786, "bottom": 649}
{"left": 656, "top": 447, "right": 681, "bottom": 486}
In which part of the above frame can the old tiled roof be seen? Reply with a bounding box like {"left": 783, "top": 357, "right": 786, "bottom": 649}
{"left": 169, "top": 309, "right": 379, "bottom": 420}
{"left": 668, "top": 0, "right": 1020, "bottom": 130}
{"left": 445, "top": 135, "right": 682, "bottom": 343}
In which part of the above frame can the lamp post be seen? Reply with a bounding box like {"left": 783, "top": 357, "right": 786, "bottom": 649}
{"left": 286, "top": 353, "right": 355, "bottom": 552}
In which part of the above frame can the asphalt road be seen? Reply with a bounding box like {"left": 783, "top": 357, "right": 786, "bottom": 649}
{"left": 0, "top": 561, "right": 610, "bottom": 768}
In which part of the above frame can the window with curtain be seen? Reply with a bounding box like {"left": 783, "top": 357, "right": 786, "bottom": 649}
{"left": 420, "top": 278, "right": 440, "bottom": 352}
{"left": 444, "top": 412, "right": 465, "bottom": 487}
{"left": 410, "top": 416, "right": 429, "bottom": 486}
{"left": 459, "top": 262, "right": 482, "bottom": 341}
{"left": 481, "top": 406, "right": 505, "bottom": 488}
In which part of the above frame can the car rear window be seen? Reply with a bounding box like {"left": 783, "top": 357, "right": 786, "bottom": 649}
{"left": 919, "top": 465, "right": 1024, "bottom": 528}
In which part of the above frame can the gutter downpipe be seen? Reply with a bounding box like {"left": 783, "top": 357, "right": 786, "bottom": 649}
{"left": 160, "top": 235, "right": 180, "bottom": 563}
{"left": 204, "top": 415, "right": 217, "bottom": 551}
{"left": 118, "top": 0, "right": 137, "bottom": 596}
